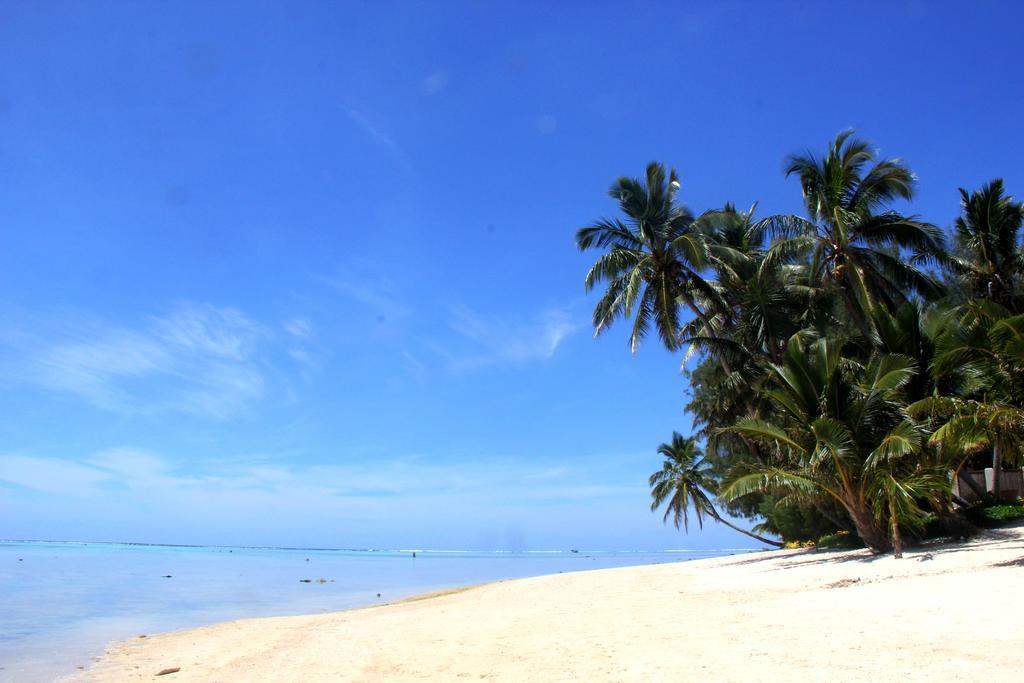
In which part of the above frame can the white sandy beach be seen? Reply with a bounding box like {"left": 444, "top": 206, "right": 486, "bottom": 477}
{"left": 75, "top": 526, "right": 1024, "bottom": 682}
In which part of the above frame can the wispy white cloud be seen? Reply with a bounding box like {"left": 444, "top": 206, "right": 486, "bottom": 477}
{"left": 0, "top": 448, "right": 638, "bottom": 507}
{"left": 1, "top": 303, "right": 269, "bottom": 419}
{"left": 400, "top": 349, "right": 427, "bottom": 383}
{"left": 277, "top": 316, "right": 324, "bottom": 381}
{"left": 439, "top": 305, "right": 580, "bottom": 370}
{"left": 0, "top": 453, "right": 112, "bottom": 497}
{"left": 283, "top": 317, "right": 313, "bottom": 339}
{"left": 419, "top": 70, "right": 449, "bottom": 96}
{"left": 86, "top": 448, "right": 175, "bottom": 490}
{"left": 0, "top": 449, "right": 642, "bottom": 520}
{"left": 317, "top": 274, "right": 412, "bottom": 332}
{"left": 523, "top": 466, "right": 569, "bottom": 481}
{"left": 0, "top": 446, "right": 757, "bottom": 549}
{"left": 342, "top": 105, "right": 413, "bottom": 172}
{"left": 288, "top": 348, "right": 316, "bottom": 365}
{"left": 536, "top": 114, "right": 557, "bottom": 135}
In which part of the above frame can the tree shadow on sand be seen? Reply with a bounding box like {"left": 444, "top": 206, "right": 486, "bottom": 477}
{"left": 723, "top": 525, "right": 1024, "bottom": 571}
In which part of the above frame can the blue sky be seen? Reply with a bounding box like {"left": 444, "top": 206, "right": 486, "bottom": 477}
{"left": 0, "top": 1, "right": 1022, "bottom": 550}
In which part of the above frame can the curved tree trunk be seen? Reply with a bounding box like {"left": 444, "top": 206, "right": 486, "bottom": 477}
{"left": 712, "top": 513, "right": 784, "bottom": 548}
{"left": 888, "top": 496, "right": 904, "bottom": 559}
{"left": 951, "top": 494, "right": 973, "bottom": 508}
{"left": 813, "top": 500, "right": 855, "bottom": 533}
{"left": 848, "top": 507, "right": 891, "bottom": 553}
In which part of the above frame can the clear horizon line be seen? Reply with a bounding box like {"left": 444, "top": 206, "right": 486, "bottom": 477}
{"left": 0, "top": 537, "right": 756, "bottom": 554}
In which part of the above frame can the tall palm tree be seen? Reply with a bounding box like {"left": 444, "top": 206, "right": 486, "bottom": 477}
{"left": 681, "top": 204, "right": 821, "bottom": 468}
{"left": 649, "top": 432, "right": 782, "bottom": 547}
{"left": 577, "top": 162, "right": 719, "bottom": 354}
{"left": 773, "top": 130, "right": 946, "bottom": 336}
{"left": 689, "top": 203, "right": 814, "bottom": 365}
{"left": 722, "top": 335, "right": 948, "bottom": 554}
{"left": 947, "top": 179, "right": 1024, "bottom": 312}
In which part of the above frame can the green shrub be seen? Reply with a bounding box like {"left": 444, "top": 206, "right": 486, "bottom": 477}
{"left": 816, "top": 530, "right": 864, "bottom": 550}
{"left": 963, "top": 500, "right": 1024, "bottom": 527}
{"left": 754, "top": 494, "right": 843, "bottom": 543}
{"left": 982, "top": 504, "right": 1024, "bottom": 523}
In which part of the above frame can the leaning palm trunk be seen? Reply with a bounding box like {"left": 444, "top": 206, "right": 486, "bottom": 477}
{"left": 650, "top": 433, "right": 786, "bottom": 549}
{"left": 710, "top": 512, "right": 784, "bottom": 548}
{"left": 847, "top": 506, "right": 892, "bottom": 553}
{"left": 813, "top": 500, "right": 855, "bottom": 533}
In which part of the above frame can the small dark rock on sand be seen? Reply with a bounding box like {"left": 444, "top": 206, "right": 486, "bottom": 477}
{"left": 156, "top": 666, "right": 181, "bottom": 676}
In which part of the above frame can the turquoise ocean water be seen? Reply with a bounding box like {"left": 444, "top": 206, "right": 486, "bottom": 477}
{"left": 0, "top": 540, "right": 741, "bottom": 681}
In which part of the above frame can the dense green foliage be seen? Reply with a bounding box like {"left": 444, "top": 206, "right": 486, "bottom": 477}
{"left": 815, "top": 530, "right": 863, "bottom": 550}
{"left": 982, "top": 504, "right": 1024, "bottom": 523}
{"left": 967, "top": 501, "right": 1024, "bottom": 525}
{"left": 577, "top": 130, "right": 1024, "bottom": 555}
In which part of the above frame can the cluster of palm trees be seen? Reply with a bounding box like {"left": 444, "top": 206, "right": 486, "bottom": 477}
{"left": 578, "top": 130, "right": 1024, "bottom": 556}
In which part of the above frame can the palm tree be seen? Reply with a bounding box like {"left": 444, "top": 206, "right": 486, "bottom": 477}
{"left": 681, "top": 204, "right": 822, "bottom": 468}
{"left": 912, "top": 396, "right": 1024, "bottom": 501}
{"left": 909, "top": 301, "right": 1024, "bottom": 499}
{"left": 722, "top": 334, "right": 948, "bottom": 554}
{"left": 649, "top": 432, "right": 782, "bottom": 547}
{"left": 577, "top": 162, "right": 719, "bottom": 354}
{"left": 688, "top": 203, "right": 816, "bottom": 365}
{"left": 947, "top": 179, "right": 1024, "bottom": 312}
{"left": 772, "top": 130, "right": 946, "bottom": 336}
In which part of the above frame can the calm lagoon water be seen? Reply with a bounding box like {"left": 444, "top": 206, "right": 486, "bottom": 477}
{"left": 0, "top": 540, "right": 741, "bottom": 681}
